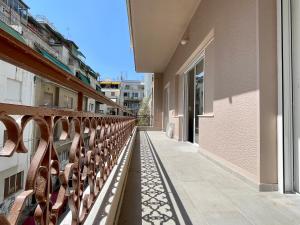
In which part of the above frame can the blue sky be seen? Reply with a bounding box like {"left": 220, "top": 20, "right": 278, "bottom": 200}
{"left": 25, "top": 0, "right": 143, "bottom": 81}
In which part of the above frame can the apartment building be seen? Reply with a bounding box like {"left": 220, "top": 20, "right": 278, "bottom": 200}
{"left": 76, "top": 63, "right": 99, "bottom": 113}
{"left": 0, "top": 0, "right": 101, "bottom": 214}
{"left": 0, "top": 61, "right": 34, "bottom": 214}
{"left": 99, "top": 81, "right": 121, "bottom": 115}
{"left": 120, "top": 80, "right": 144, "bottom": 115}
{"left": 0, "top": 0, "right": 32, "bottom": 214}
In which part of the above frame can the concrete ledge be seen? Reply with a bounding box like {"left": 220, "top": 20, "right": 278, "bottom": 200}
{"left": 86, "top": 127, "right": 137, "bottom": 225}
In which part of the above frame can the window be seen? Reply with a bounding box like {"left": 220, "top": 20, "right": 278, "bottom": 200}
{"left": 43, "top": 92, "right": 54, "bottom": 107}
{"left": 6, "top": 78, "right": 22, "bottom": 102}
{"left": 4, "top": 171, "right": 24, "bottom": 199}
{"left": 185, "top": 58, "right": 205, "bottom": 144}
{"left": 16, "top": 172, "right": 22, "bottom": 190}
{"left": 89, "top": 103, "right": 94, "bottom": 112}
{"left": 111, "top": 92, "right": 115, "bottom": 97}
{"left": 63, "top": 95, "right": 73, "bottom": 109}
{"left": 195, "top": 60, "right": 204, "bottom": 116}
{"left": 59, "top": 150, "right": 69, "bottom": 162}
{"left": 124, "top": 92, "right": 128, "bottom": 97}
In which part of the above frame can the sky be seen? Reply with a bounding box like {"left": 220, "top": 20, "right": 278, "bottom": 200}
{"left": 24, "top": 0, "right": 143, "bottom": 81}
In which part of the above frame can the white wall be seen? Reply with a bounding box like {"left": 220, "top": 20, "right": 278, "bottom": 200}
{"left": 0, "top": 60, "right": 35, "bottom": 208}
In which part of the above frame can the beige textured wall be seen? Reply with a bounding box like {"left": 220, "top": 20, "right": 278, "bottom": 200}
{"left": 159, "top": 0, "right": 277, "bottom": 185}
{"left": 257, "top": 0, "right": 277, "bottom": 186}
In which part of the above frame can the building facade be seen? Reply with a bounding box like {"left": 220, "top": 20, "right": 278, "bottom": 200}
{"left": 128, "top": 0, "right": 279, "bottom": 191}
{"left": 0, "top": 60, "right": 34, "bottom": 213}
{"left": 0, "top": 0, "right": 33, "bottom": 214}
{"left": 120, "top": 80, "right": 144, "bottom": 116}
{"left": 99, "top": 81, "right": 121, "bottom": 115}
{"left": 0, "top": 0, "right": 101, "bottom": 214}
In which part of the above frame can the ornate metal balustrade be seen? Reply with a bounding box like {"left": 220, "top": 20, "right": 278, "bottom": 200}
{"left": 0, "top": 103, "right": 136, "bottom": 225}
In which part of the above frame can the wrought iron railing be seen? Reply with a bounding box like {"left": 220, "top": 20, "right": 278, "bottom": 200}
{"left": 0, "top": 103, "right": 135, "bottom": 225}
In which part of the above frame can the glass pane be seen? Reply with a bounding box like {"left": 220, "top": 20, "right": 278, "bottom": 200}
{"left": 196, "top": 60, "right": 204, "bottom": 75}
{"left": 16, "top": 171, "right": 23, "bottom": 191}
{"left": 195, "top": 59, "right": 205, "bottom": 144}
{"left": 187, "top": 69, "right": 195, "bottom": 143}
{"left": 9, "top": 175, "right": 16, "bottom": 194}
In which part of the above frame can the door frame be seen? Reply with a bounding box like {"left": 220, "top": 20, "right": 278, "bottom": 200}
{"left": 194, "top": 61, "right": 205, "bottom": 144}
{"left": 278, "top": 0, "right": 294, "bottom": 193}
{"left": 176, "top": 30, "right": 213, "bottom": 143}
{"left": 163, "top": 83, "right": 170, "bottom": 132}
{"left": 182, "top": 54, "right": 205, "bottom": 144}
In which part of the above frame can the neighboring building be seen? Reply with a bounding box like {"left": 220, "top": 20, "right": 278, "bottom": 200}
{"left": 127, "top": 0, "right": 279, "bottom": 192}
{"left": 0, "top": 0, "right": 29, "bottom": 28}
{"left": 0, "top": 0, "right": 101, "bottom": 213}
{"left": 0, "top": 61, "right": 34, "bottom": 214}
{"left": 144, "top": 74, "right": 153, "bottom": 98}
{"left": 0, "top": 0, "right": 34, "bottom": 214}
{"left": 26, "top": 15, "right": 100, "bottom": 113}
{"left": 120, "top": 80, "right": 144, "bottom": 115}
{"left": 76, "top": 63, "right": 99, "bottom": 113}
{"left": 99, "top": 81, "right": 121, "bottom": 115}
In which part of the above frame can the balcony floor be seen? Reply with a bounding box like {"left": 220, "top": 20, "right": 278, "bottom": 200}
{"left": 118, "top": 131, "right": 300, "bottom": 225}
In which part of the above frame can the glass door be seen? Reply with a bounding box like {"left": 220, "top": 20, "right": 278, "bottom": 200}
{"left": 185, "top": 58, "right": 205, "bottom": 144}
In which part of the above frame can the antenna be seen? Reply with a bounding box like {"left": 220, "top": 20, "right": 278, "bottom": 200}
{"left": 66, "top": 27, "right": 71, "bottom": 39}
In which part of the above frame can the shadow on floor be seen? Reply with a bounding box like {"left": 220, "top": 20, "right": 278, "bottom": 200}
{"left": 118, "top": 131, "right": 193, "bottom": 225}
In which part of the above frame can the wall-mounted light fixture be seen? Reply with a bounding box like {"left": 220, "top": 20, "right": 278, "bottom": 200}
{"left": 180, "top": 39, "right": 189, "bottom": 45}
{"left": 180, "top": 30, "right": 189, "bottom": 46}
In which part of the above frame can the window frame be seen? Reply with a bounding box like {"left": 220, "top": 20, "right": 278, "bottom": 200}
{"left": 4, "top": 171, "right": 24, "bottom": 199}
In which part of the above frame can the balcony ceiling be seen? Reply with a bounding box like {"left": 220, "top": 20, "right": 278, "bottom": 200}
{"left": 127, "top": 0, "right": 201, "bottom": 73}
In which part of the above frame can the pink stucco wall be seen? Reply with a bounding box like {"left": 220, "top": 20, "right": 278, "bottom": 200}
{"left": 158, "top": 0, "right": 277, "bottom": 186}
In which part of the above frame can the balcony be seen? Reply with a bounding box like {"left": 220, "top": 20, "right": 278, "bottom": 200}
{"left": 3, "top": 120, "right": 300, "bottom": 225}
{"left": 1, "top": 1, "right": 300, "bottom": 225}
{"left": 118, "top": 130, "right": 300, "bottom": 225}
{"left": 0, "top": 26, "right": 135, "bottom": 225}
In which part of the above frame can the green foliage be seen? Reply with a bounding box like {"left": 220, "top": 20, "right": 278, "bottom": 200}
{"left": 137, "top": 94, "right": 151, "bottom": 126}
